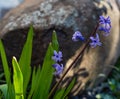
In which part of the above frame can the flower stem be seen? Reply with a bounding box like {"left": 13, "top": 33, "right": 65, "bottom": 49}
{"left": 48, "top": 23, "right": 99, "bottom": 98}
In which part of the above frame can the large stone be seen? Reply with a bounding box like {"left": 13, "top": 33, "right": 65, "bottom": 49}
{"left": 0, "top": 0, "right": 120, "bottom": 96}
{"left": 0, "top": 0, "right": 23, "bottom": 19}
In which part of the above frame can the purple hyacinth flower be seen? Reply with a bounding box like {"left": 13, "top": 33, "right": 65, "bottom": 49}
{"left": 72, "top": 31, "right": 85, "bottom": 41}
{"left": 99, "top": 16, "right": 111, "bottom": 36}
{"left": 90, "top": 33, "right": 102, "bottom": 48}
{"left": 52, "top": 50, "right": 62, "bottom": 62}
{"left": 52, "top": 63, "right": 63, "bottom": 75}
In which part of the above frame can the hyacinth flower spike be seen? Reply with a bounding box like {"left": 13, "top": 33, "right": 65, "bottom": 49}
{"left": 72, "top": 31, "right": 85, "bottom": 41}
{"left": 99, "top": 16, "right": 111, "bottom": 36}
{"left": 52, "top": 50, "right": 63, "bottom": 76}
{"left": 90, "top": 33, "right": 102, "bottom": 48}
{"left": 49, "top": 15, "right": 111, "bottom": 98}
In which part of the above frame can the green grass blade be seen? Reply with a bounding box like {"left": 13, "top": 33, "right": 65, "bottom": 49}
{"left": 52, "top": 30, "right": 59, "bottom": 51}
{"left": 53, "top": 78, "right": 75, "bottom": 99}
{"left": 32, "top": 31, "right": 59, "bottom": 99}
{"left": 53, "top": 88, "right": 66, "bottom": 99}
{"left": 12, "top": 57, "right": 24, "bottom": 99}
{"left": 0, "top": 40, "right": 15, "bottom": 99}
{"left": 62, "top": 78, "right": 75, "bottom": 98}
{"left": 0, "top": 84, "right": 8, "bottom": 99}
{"left": 28, "top": 67, "right": 41, "bottom": 99}
{"left": 0, "top": 40, "right": 11, "bottom": 85}
{"left": 18, "top": 26, "right": 33, "bottom": 95}
{"left": 6, "top": 83, "right": 15, "bottom": 99}
{"left": 27, "top": 67, "right": 36, "bottom": 99}
{"left": 32, "top": 43, "right": 54, "bottom": 99}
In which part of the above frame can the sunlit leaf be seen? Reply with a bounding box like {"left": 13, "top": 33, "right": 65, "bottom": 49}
{"left": 12, "top": 57, "right": 24, "bottom": 99}
{"left": 52, "top": 30, "right": 59, "bottom": 51}
{"left": 53, "top": 88, "right": 66, "bottom": 99}
{"left": 32, "top": 43, "right": 54, "bottom": 99}
{"left": 19, "top": 26, "right": 33, "bottom": 96}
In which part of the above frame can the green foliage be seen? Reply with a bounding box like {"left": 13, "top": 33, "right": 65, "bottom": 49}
{"left": 96, "top": 58, "right": 120, "bottom": 99}
{"left": 54, "top": 78, "right": 75, "bottom": 99}
{"left": 107, "top": 58, "right": 120, "bottom": 99}
{"left": 18, "top": 26, "right": 33, "bottom": 96}
{"left": 0, "top": 40, "right": 15, "bottom": 99}
{"left": 32, "top": 43, "right": 54, "bottom": 99}
{"left": 96, "top": 93, "right": 116, "bottom": 99}
{"left": 0, "top": 40, "right": 11, "bottom": 86}
{"left": 53, "top": 88, "right": 66, "bottom": 99}
{"left": 63, "top": 78, "right": 75, "bottom": 98}
{"left": 0, "top": 27, "right": 75, "bottom": 99}
{"left": 12, "top": 57, "right": 24, "bottom": 99}
{"left": 0, "top": 84, "right": 8, "bottom": 99}
{"left": 27, "top": 66, "right": 41, "bottom": 99}
{"left": 52, "top": 30, "right": 59, "bottom": 51}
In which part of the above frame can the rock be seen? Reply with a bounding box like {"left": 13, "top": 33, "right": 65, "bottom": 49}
{"left": 0, "top": 0, "right": 23, "bottom": 19}
{"left": 0, "top": 8, "right": 10, "bottom": 19}
{"left": 0, "top": 0, "right": 120, "bottom": 96}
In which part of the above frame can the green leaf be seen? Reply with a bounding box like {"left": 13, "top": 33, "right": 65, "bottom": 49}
{"left": 19, "top": 26, "right": 33, "bottom": 95}
{"left": 12, "top": 57, "right": 24, "bottom": 99}
{"left": 0, "top": 40, "right": 11, "bottom": 86}
{"left": 53, "top": 88, "right": 66, "bottom": 99}
{"left": 0, "top": 40, "right": 14, "bottom": 99}
{"left": 32, "top": 31, "right": 59, "bottom": 99}
{"left": 0, "top": 84, "right": 15, "bottom": 99}
{"left": 52, "top": 30, "right": 59, "bottom": 51}
{"left": 28, "top": 66, "right": 41, "bottom": 99}
{"left": 96, "top": 94, "right": 102, "bottom": 99}
{"left": 63, "top": 78, "right": 75, "bottom": 98}
{"left": 108, "top": 79, "right": 116, "bottom": 91}
{"left": 53, "top": 78, "right": 75, "bottom": 99}
{"left": 32, "top": 43, "right": 54, "bottom": 99}
{"left": 0, "top": 84, "right": 8, "bottom": 99}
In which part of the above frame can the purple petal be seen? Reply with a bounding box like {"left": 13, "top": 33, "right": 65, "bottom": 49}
{"left": 53, "top": 64, "right": 63, "bottom": 75}
{"left": 52, "top": 50, "right": 63, "bottom": 62}
{"left": 53, "top": 50, "right": 57, "bottom": 56}
{"left": 72, "top": 31, "right": 84, "bottom": 41}
{"left": 90, "top": 37, "right": 95, "bottom": 41}
{"left": 89, "top": 33, "right": 102, "bottom": 48}
{"left": 95, "top": 33, "right": 100, "bottom": 41}
{"left": 90, "top": 42, "right": 96, "bottom": 48}
{"left": 97, "top": 42, "right": 102, "bottom": 46}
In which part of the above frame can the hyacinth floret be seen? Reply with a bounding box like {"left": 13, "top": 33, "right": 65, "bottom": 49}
{"left": 72, "top": 31, "right": 85, "bottom": 41}
{"left": 52, "top": 50, "right": 62, "bottom": 62}
{"left": 99, "top": 16, "right": 111, "bottom": 36}
{"left": 90, "top": 33, "right": 102, "bottom": 48}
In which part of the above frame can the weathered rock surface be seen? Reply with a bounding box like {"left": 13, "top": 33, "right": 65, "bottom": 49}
{"left": 0, "top": 0, "right": 23, "bottom": 19}
{"left": 0, "top": 0, "right": 120, "bottom": 96}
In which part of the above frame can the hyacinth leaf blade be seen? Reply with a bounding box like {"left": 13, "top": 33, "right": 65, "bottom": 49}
{"left": 27, "top": 66, "right": 41, "bottom": 99}
{"left": 0, "top": 40, "right": 15, "bottom": 99}
{"left": 53, "top": 78, "right": 75, "bottom": 99}
{"left": 53, "top": 88, "right": 66, "bottom": 99}
{"left": 62, "top": 78, "right": 75, "bottom": 98}
{"left": 18, "top": 25, "right": 34, "bottom": 97}
{"left": 32, "top": 43, "right": 54, "bottom": 99}
{"left": 12, "top": 57, "right": 24, "bottom": 99}
{"left": 52, "top": 30, "right": 59, "bottom": 51}
{"left": 0, "top": 40, "right": 11, "bottom": 87}
{"left": 32, "top": 31, "right": 59, "bottom": 98}
{"left": 0, "top": 84, "right": 8, "bottom": 99}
